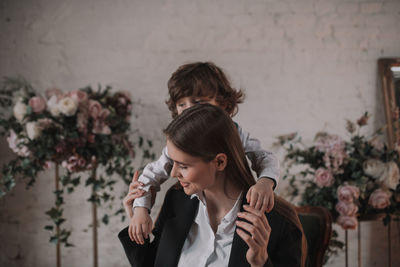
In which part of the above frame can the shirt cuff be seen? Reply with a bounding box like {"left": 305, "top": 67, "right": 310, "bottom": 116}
{"left": 132, "top": 192, "right": 152, "bottom": 211}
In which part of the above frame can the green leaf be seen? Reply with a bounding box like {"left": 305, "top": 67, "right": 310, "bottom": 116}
{"left": 44, "top": 225, "right": 54, "bottom": 231}
{"left": 102, "top": 214, "right": 109, "bottom": 225}
{"left": 49, "top": 236, "right": 59, "bottom": 244}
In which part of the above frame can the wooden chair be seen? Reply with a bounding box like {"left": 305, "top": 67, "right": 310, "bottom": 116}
{"left": 295, "top": 206, "right": 332, "bottom": 267}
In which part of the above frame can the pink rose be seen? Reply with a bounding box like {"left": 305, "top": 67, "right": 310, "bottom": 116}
{"left": 315, "top": 133, "right": 345, "bottom": 153}
{"left": 323, "top": 153, "right": 346, "bottom": 174}
{"left": 62, "top": 158, "right": 76, "bottom": 172}
{"left": 29, "top": 96, "right": 46, "bottom": 113}
{"left": 68, "top": 90, "right": 88, "bottom": 103}
{"left": 43, "top": 161, "right": 52, "bottom": 169}
{"left": 337, "top": 215, "right": 358, "bottom": 230}
{"left": 55, "top": 142, "right": 66, "bottom": 153}
{"left": 45, "top": 88, "right": 63, "bottom": 99}
{"left": 314, "top": 168, "right": 334, "bottom": 187}
{"left": 62, "top": 155, "right": 85, "bottom": 172}
{"left": 118, "top": 96, "right": 127, "bottom": 105}
{"left": 92, "top": 109, "right": 111, "bottom": 135}
{"left": 368, "top": 189, "right": 391, "bottom": 209}
{"left": 337, "top": 184, "right": 360, "bottom": 203}
{"left": 92, "top": 121, "right": 111, "bottom": 135}
{"left": 77, "top": 157, "right": 86, "bottom": 168}
{"left": 89, "top": 100, "right": 102, "bottom": 118}
{"left": 335, "top": 201, "right": 358, "bottom": 216}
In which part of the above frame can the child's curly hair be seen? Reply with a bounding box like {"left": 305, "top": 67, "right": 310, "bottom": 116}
{"left": 166, "top": 62, "right": 245, "bottom": 118}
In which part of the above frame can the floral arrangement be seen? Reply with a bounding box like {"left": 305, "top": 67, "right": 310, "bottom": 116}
{"left": 277, "top": 113, "right": 400, "bottom": 259}
{"left": 0, "top": 77, "right": 155, "bottom": 246}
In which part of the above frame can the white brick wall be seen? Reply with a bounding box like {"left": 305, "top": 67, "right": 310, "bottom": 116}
{"left": 0, "top": 0, "right": 399, "bottom": 266}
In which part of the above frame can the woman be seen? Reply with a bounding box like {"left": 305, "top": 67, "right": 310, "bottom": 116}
{"left": 119, "top": 104, "right": 306, "bottom": 267}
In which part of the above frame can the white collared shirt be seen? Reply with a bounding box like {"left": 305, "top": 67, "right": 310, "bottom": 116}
{"left": 177, "top": 192, "right": 243, "bottom": 267}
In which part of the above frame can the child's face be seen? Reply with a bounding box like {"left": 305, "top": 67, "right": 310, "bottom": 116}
{"left": 175, "top": 96, "right": 220, "bottom": 115}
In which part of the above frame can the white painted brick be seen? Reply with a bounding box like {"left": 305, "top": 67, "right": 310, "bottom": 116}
{"left": 287, "top": 0, "right": 314, "bottom": 14}
{"left": 276, "top": 13, "right": 317, "bottom": 28}
{"left": 264, "top": 1, "right": 291, "bottom": 14}
{"left": 337, "top": 2, "right": 360, "bottom": 15}
{"left": 364, "top": 14, "right": 400, "bottom": 27}
{"left": 313, "top": 1, "right": 337, "bottom": 16}
{"left": 382, "top": 1, "right": 400, "bottom": 14}
{"left": 361, "top": 2, "right": 383, "bottom": 14}
{"left": 1, "top": 1, "right": 400, "bottom": 267}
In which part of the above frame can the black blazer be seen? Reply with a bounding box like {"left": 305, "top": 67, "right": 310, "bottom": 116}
{"left": 119, "top": 188, "right": 302, "bottom": 267}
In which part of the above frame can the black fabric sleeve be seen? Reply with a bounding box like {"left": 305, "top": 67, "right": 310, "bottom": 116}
{"left": 268, "top": 219, "right": 303, "bottom": 267}
{"left": 118, "top": 188, "right": 175, "bottom": 267}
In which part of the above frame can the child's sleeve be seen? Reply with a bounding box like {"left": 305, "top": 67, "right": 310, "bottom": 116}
{"left": 133, "top": 146, "right": 173, "bottom": 210}
{"left": 237, "top": 124, "right": 280, "bottom": 188}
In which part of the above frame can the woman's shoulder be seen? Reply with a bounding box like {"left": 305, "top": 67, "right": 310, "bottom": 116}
{"left": 268, "top": 197, "right": 301, "bottom": 232}
{"left": 164, "top": 183, "right": 192, "bottom": 205}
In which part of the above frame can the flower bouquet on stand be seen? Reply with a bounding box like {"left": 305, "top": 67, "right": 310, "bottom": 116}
{"left": 276, "top": 113, "right": 400, "bottom": 262}
{"left": 0, "top": 77, "right": 155, "bottom": 266}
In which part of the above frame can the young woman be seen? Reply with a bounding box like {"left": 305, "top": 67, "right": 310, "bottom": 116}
{"left": 119, "top": 104, "right": 306, "bottom": 267}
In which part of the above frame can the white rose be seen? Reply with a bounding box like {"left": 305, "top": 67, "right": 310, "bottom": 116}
{"left": 363, "top": 159, "right": 386, "bottom": 179}
{"left": 58, "top": 97, "right": 78, "bottom": 116}
{"left": 47, "top": 95, "right": 61, "bottom": 117}
{"left": 26, "top": 121, "right": 42, "bottom": 140}
{"left": 379, "top": 162, "right": 400, "bottom": 190}
{"left": 6, "top": 130, "right": 31, "bottom": 157}
{"left": 13, "top": 101, "right": 28, "bottom": 121}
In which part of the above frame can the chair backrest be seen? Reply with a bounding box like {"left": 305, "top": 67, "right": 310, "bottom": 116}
{"left": 295, "top": 206, "right": 332, "bottom": 267}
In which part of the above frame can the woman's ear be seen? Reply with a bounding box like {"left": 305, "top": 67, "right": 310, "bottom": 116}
{"left": 214, "top": 153, "right": 227, "bottom": 171}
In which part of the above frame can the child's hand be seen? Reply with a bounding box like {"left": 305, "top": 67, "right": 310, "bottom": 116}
{"left": 123, "top": 171, "right": 145, "bottom": 219}
{"left": 246, "top": 178, "right": 275, "bottom": 213}
{"left": 128, "top": 207, "right": 153, "bottom": 245}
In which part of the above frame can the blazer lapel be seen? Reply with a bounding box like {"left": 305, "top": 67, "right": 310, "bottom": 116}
{"left": 227, "top": 196, "right": 251, "bottom": 267}
{"left": 155, "top": 196, "right": 199, "bottom": 267}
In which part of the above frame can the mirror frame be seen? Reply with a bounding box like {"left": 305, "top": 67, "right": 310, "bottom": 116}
{"left": 379, "top": 58, "right": 400, "bottom": 149}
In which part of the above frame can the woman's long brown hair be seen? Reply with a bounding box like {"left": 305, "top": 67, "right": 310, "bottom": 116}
{"left": 164, "top": 104, "right": 306, "bottom": 267}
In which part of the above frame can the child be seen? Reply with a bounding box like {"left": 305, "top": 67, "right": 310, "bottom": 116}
{"left": 123, "top": 62, "right": 280, "bottom": 244}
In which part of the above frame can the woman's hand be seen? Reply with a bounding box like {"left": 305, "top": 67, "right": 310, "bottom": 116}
{"left": 236, "top": 205, "right": 271, "bottom": 267}
{"left": 123, "top": 171, "right": 145, "bottom": 219}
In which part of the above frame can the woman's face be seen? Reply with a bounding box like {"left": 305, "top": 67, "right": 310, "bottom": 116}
{"left": 167, "top": 140, "right": 219, "bottom": 195}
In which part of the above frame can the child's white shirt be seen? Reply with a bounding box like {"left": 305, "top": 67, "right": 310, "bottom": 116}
{"left": 132, "top": 124, "right": 280, "bottom": 210}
